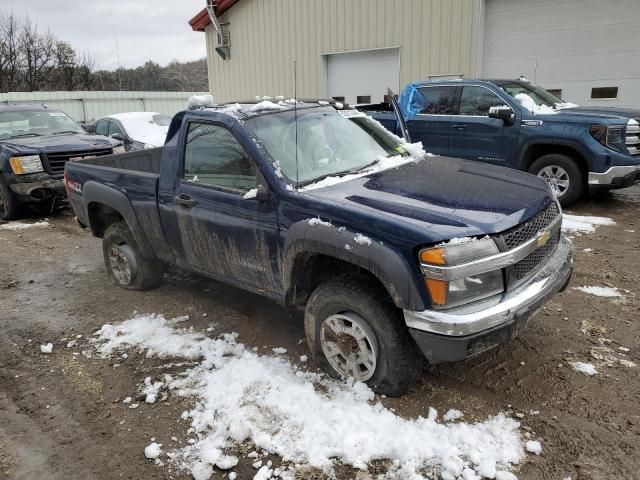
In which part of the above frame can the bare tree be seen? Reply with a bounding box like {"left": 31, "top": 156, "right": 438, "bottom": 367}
{"left": 19, "top": 17, "right": 56, "bottom": 91}
{"left": 0, "top": 12, "right": 22, "bottom": 92}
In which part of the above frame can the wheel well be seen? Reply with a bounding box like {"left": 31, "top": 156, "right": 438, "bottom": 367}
{"left": 87, "top": 202, "right": 123, "bottom": 238}
{"left": 522, "top": 144, "right": 588, "bottom": 178}
{"left": 286, "top": 253, "right": 395, "bottom": 308}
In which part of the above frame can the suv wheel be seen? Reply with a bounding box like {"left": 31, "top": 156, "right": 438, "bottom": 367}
{"left": 0, "top": 179, "right": 19, "bottom": 221}
{"left": 103, "top": 221, "right": 164, "bottom": 290}
{"left": 304, "top": 274, "right": 423, "bottom": 396}
{"left": 529, "top": 154, "right": 584, "bottom": 207}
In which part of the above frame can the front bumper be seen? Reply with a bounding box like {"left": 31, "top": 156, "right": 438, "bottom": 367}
{"left": 588, "top": 164, "right": 640, "bottom": 187}
{"left": 3, "top": 173, "right": 65, "bottom": 202}
{"left": 404, "top": 234, "right": 573, "bottom": 363}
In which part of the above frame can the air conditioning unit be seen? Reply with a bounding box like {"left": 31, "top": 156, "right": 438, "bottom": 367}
{"left": 214, "top": 31, "right": 230, "bottom": 59}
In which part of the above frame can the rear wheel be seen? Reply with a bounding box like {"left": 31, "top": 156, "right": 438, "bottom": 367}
{"left": 0, "top": 178, "right": 19, "bottom": 221}
{"left": 304, "top": 274, "right": 423, "bottom": 396}
{"left": 102, "top": 221, "right": 164, "bottom": 290}
{"left": 529, "top": 154, "right": 584, "bottom": 207}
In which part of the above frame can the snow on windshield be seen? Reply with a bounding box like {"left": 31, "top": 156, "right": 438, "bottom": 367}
{"left": 514, "top": 93, "right": 557, "bottom": 115}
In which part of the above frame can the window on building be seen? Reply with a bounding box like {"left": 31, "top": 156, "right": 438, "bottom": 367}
{"left": 332, "top": 96, "right": 345, "bottom": 102}
{"left": 591, "top": 87, "right": 618, "bottom": 99}
{"left": 458, "top": 86, "right": 509, "bottom": 116}
{"left": 547, "top": 89, "right": 563, "bottom": 99}
{"left": 356, "top": 95, "right": 371, "bottom": 104}
{"left": 415, "top": 86, "right": 456, "bottom": 114}
{"left": 183, "top": 122, "right": 256, "bottom": 193}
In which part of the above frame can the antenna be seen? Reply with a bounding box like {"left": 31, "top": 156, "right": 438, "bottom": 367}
{"left": 294, "top": 59, "right": 299, "bottom": 187}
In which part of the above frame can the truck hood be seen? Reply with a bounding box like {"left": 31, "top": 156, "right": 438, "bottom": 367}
{"left": 0, "top": 134, "right": 117, "bottom": 154}
{"left": 532, "top": 106, "right": 640, "bottom": 124}
{"left": 562, "top": 105, "right": 640, "bottom": 119}
{"left": 303, "top": 156, "right": 553, "bottom": 240}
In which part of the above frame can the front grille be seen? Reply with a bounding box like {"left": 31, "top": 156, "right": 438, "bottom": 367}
{"left": 626, "top": 118, "right": 640, "bottom": 155}
{"left": 495, "top": 201, "right": 561, "bottom": 289}
{"left": 42, "top": 148, "right": 113, "bottom": 174}
{"left": 501, "top": 201, "right": 560, "bottom": 249}
{"left": 510, "top": 230, "right": 560, "bottom": 282}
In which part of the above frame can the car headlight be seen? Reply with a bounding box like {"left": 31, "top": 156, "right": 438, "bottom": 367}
{"left": 419, "top": 238, "right": 504, "bottom": 308}
{"left": 9, "top": 155, "right": 44, "bottom": 174}
{"left": 590, "top": 124, "right": 625, "bottom": 153}
{"left": 113, "top": 145, "right": 125, "bottom": 154}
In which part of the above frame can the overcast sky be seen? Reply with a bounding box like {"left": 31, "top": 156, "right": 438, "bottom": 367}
{"left": 2, "top": 0, "right": 208, "bottom": 70}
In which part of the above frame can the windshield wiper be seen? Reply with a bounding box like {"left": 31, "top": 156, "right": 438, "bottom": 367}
{"left": 52, "top": 130, "right": 82, "bottom": 135}
{"left": 8, "top": 133, "right": 42, "bottom": 138}
{"left": 296, "top": 159, "right": 381, "bottom": 188}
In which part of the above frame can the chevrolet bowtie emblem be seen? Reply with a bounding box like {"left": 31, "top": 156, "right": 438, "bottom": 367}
{"left": 537, "top": 230, "right": 551, "bottom": 247}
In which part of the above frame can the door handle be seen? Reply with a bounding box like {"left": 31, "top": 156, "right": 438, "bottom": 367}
{"left": 452, "top": 124, "right": 468, "bottom": 130}
{"left": 175, "top": 194, "right": 197, "bottom": 209}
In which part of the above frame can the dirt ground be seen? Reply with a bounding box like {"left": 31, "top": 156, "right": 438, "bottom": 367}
{"left": 1, "top": 186, "right": 639, "bottom": 480}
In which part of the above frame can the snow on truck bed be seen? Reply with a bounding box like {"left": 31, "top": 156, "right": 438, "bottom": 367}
{"left": 93, "top": 314, "right": 536, "bottom": 480}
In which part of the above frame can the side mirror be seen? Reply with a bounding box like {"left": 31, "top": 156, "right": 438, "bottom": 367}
{"left": 488, "top": 106, "right": 515, "bottom": 122}
{"left": 255, "top": 183, "right": 269, "bottom": 202}
{"left": 111, "top": 133, "right": 124, "bottom": 141}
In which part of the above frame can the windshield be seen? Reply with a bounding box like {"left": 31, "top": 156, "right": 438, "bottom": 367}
{"left": 152, "top": 114, "right": 171, "bottom": 126}
{"left": 244, "top": 107, "right": 405, "bottom": 185}
{"left": 497, "top": 82, "right": 563, "bottom": 108}
{"left": 0, "top": 110, "right": 84, "bottom": 139}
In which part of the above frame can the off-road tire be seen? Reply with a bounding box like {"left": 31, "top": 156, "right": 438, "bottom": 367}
{"left": 529, "top": 154, "right": 585, "bottom": 207}
{"left": 0, "top": 178, "right": 19, "bottom": 221}
{"left": 305, "top": 274, "right": 424, "bottom": 396}
{"left": 102, "top": 221, "right": 163, "bottom": 290}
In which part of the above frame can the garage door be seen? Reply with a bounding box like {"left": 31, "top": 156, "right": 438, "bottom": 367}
{"left": 325, "top": 48, "right": 400, "bottom": 105}
{"left": 483, "top": 0, "right": 640, "bottom": 107}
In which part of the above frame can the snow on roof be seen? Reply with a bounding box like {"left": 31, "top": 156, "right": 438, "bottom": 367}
{"left": 105, "top": 112, "right": 162, "bottom": 121}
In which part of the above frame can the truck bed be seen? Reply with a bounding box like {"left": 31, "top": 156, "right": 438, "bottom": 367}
{"left": 78, "top": 148, "right": 162, "bottom": 174}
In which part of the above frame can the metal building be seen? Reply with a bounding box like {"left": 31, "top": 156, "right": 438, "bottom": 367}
{"left": 190, "top": 0, "right": 640, "bottom": 107}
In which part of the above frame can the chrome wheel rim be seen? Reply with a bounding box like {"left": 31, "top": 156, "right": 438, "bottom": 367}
{"left": 108, "top": 243, "right": 135, "bottom": 286}
{"left": 320, "top": 312, "right": 378, "bottom": 382}
{"left": 538, "top": 165, "right": 570, "bottom": 197}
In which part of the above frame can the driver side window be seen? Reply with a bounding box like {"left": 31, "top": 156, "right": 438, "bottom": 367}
{"left": 95, "top": 119, "right": 109, "bottom": 136}
{"left": 183, "top": 122, "right": 256, "bottom": 193}
{"left": 109, "top": 120, "right": 124, "bottom": 137}
{"left": 458, "top": 86, "right": 508, "bottom": 116}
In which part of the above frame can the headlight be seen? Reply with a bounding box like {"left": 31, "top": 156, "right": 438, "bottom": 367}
{"left": 113, "top": 145, "right": 125, "bottom": 154}
{"left": 590, "top": 124, "right": 625, "bottom": 153}
{"left": 9, "top": 155, "right": 44, "bottom": 174}
{"left": 419, "top": 238, "right": 504, "bottom": 308}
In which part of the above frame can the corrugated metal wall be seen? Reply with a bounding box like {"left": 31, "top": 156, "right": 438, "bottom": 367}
{"left": 0, "top": 91, "right": 208, "bottom": 123}
{"left": 205, "top": 0, "right": 482, "bottom": 102}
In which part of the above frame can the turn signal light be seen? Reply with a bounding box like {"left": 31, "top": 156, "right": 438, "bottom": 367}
{"left": 425, "top": 278, "right": 447, "bottom": 306}
{"left": 419, "top": 247, "right": 446, "bottom": 265}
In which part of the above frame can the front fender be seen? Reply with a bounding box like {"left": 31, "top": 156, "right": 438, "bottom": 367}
{"left": 282, "top": 220, "right": 427, "bottom": 310}
{"left": 82, "top": 181, "right": 155, "bottom": 259}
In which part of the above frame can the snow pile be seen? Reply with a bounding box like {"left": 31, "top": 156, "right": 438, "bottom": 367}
{"left": 443, "top": 409, "right": 464, "bottom": 422}
{"left": 525, "top": 441, "right": 542, "bottom": 455}
{"left": 249, "top": 101, "right": 286, "bottom": 112}
{"left": 514, "top": 93, "right": 557, "bottom": 115}
{"left": 562, "top": 214, "right": 615, "bottom": 234}
{"left": 94, "top": 314, "right": 527, "bottom": 479}
{"left": 243, "top": 188, "right": 258, "bottom": 199}
{"left": 573, "top": 286, "right": 623, "bottom": 298}
{"left": 40, "top": 343, "right": 53, "bottom": 354}
{"left": 569, "top": 362, "right": 597, "bottom": 376}
{"left": 353, "top": 233, "right": 372, "bottom": 246}
{"left": 145, "top": 442, "right": 162, "bottom": 459}
{"left": 188, "top": 95, "right": 214, "bottom": 109}
{"left": 0, "top": 221, "right": 50, "bottom": 231}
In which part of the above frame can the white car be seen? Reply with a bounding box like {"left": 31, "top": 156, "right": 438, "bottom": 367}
{"left": 89, "top": 112, "right": 171, "bottom": 151}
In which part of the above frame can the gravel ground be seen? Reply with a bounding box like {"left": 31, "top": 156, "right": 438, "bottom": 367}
{"left": 0, "top": 186, "right": 639, "bottom": 480}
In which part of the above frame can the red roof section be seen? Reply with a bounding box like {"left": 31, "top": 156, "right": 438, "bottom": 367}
{"left": 189, "top": 0, "right": 240, "bottom": 32}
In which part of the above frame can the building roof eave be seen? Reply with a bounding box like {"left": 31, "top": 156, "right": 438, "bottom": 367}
{"left": 188, "top": 0, "right": 240, "bottom": 32}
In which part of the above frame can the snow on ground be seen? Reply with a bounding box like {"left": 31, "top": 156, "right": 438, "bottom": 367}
{"left": 562, "top": 214, "right": 615, "bottom": 234}
{"left": 0, "top": 221, "right": 50, "bottom": 231}
{"left": 569, "top": 362, "right": 597, "bottom": 376}
{"left": 93, "top": 314, "right": 528, "bottom": 480}
{"left": 573, "top": 286, "right": 623, "bottom": 298}
{"left": 40, "top": 343, "right": 53, "bottom": 354}
{"left": 524, "top": 441, "right": 542, "bottom": 455}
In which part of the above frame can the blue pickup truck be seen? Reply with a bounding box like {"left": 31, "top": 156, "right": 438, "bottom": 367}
{"left": 65, "top": 99, "right": 573, "bottom": 395}
{"left": 0, "top": 104, "right": 123, "bottom": 220}
{"left": 363, "top": 79, "right": 640, "bottom": 206}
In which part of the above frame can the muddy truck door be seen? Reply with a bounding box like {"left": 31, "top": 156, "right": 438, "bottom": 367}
{"left": 159, "top": 118, "right": 280, "bottom": 293}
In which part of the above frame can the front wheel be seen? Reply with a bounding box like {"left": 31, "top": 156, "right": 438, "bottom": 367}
{"left": 304, "top": 275, "right": 423, "bottom": 396}
{"left": 102, "top": 221, "right": 164, "bottom": 290}
{"left": 529, "top": 154, "right": 585, "bottom": 207}
{"left": 0, "top": 178, "right": 19, "bottom": 221}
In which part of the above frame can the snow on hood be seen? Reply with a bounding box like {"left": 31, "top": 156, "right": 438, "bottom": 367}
{"left": 93, "top": 314, "right": 529, "bottom": 480}
{"left": 515, "top": 93, "right": 558, "bottom": 115}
